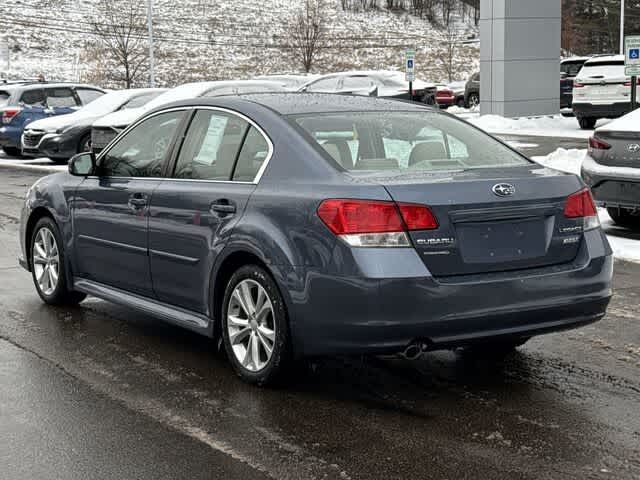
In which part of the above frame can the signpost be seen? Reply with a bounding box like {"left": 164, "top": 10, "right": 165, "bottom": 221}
{"left": 405, "top": 49, "right": 415, "bottom": 102}
{"left": 624, "top": 35, "right": 640, "bottom": 110}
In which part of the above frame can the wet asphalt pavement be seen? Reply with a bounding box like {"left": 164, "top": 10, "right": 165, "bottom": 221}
{"left": 0, "top": 167, "right": 639, "bottom": 480}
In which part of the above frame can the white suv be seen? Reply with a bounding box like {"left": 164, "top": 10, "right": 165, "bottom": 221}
{"left": 572, "top": 54, "right": 640, "bottom": 130}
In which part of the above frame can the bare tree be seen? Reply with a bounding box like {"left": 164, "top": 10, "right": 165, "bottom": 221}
{"left": 91, "top": 0, "right": 149, "bottom": 88}
{"left": 436, "top": 23, "right": 459, "bottom": 82}
{"left": 288, "top": 0, "right": 327, "bottom": 73}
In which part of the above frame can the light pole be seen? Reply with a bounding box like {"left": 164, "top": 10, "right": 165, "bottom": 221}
{"left": 147, "top": 0, "right": 156, "bottom": 87}
{"left": 620, "top": 0, "right": 625, "bottom": 55}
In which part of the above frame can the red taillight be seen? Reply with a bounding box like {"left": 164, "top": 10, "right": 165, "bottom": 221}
{"left": 436, "top": 89, "right": 453, "bottom": 98}
{"left": 588, "top": 136, "right": 611, "bottom": 152}
{"left": 573, "top": 82, "right": 584, "bottom": 88}
{"left": 317, "top": 199, "right": 438, "bottom": 246}
{"left": 317, "top": 199, "right": 404, "bottom": 234}
{"left": 623, "top": 78, "right": 640, "bottom": 86}
{"left": 1, "top": 107, "right": 22, "bottom": 124}
{"left": 397, "top": 203, "right": 439, "bottom": 230}
{"left": 564, "top": 188, "right": 597, "bottom": 218}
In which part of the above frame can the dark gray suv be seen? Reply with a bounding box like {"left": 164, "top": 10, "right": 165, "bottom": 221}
{"left": 19, "top": 94, "right": 613, "bottom": 385}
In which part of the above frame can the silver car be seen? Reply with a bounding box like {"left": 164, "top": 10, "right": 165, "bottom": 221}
{"left": 581, "top": 108, "right": 640, "bottom": 228}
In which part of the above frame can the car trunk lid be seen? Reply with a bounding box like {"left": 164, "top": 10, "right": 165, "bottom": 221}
{"left": 367, "top": 167, "right": 587, "bottom": 277}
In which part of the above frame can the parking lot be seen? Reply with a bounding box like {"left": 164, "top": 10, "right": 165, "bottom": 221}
{"left": 1, "top": 146, "right": 639, "bottom": 479}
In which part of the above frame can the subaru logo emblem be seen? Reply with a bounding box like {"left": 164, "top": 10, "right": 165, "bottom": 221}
{"left": 492, "top": 183, "right": 515, "bottom": 197}
{"left": 627, "top": 143, "right": 640, "bottom": 153}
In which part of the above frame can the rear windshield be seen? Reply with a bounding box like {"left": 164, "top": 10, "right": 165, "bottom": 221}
{"left": 293, "top": 111, "right": 529, "bottom": 172}
{"left": 561, "top": 61, "right": 585, "bottom": 76}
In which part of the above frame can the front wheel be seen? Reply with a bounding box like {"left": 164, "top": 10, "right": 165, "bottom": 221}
{"left": 607, "top": 207, "right": 640, "bottom": 229}
{"left": 467, "top": 93, "right": 479, "bottom": 108}
{"left": 30, "top": 217, "right": 86, "bottom": 305}
{"left": 221, "top": 265, "right": 291, "bottom": 385}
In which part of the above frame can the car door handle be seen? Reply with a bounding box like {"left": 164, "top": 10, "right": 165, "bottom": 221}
{"left": 128, "top": 193, "right": 148, "bottom": 208}
{"left": 210, "top": 200, "right": 236, "bottom": 216}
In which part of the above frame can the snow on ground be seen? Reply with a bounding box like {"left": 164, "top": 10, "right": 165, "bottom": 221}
{"left": 0, "top": 157, "right": 67, "bottom": 173}
{"left": 460, "top": 113, "right": 611, "bottom": 139}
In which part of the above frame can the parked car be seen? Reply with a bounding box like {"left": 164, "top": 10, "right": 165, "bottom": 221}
{"left": 572, "top": 54, "right": 640, "bottom": 129}
{"left": 0, "top": 82, "right": 105, "bottom": 156}
{"left": 447, "top": 80, "right": 466, "bottom": 107}
{"left": 19, "top": 93, "right": 612, "bottom": 385}
{"left": 21, "top": 88, "right": 166, "bottom": 162}
{"left": 560, "top": 56, "right": 589, "bottom": 116}
{"left": 464, "top": 72, "right": 480, "bottom": 108}
{"left": 90, "top": 80, "right": 288, "bottom": 153}
{"left": 299, "top": 71, "right": 438, "bottom": 104}
{"left": 253, "top": 74, "right": 319, "bottom": 90}
{"left": 581, "top": 107, "right": 640, "bottom": 228}
{"left": 435, "top": 85, "right": 455, "bottom": 108}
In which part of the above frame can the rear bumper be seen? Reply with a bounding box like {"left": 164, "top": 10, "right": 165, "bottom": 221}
{"left": 572, "top": 101, "right": 630, "bottom": 119}
{"left": 288, "top": 229, "right": 613, "bottom": 356}
{"left": 581, "top": 155, "right": 640, "bottom": 209}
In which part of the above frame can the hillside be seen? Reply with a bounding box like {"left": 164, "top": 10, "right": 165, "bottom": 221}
{"left": 1, "top": 0, "right": 479, "bottom": 87}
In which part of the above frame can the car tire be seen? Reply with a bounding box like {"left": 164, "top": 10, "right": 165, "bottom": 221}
{"left": 456, "top": 97, "right": 466, "bottom": 108}
{"left": 561, "top": 112, "right": 574, "bottom": 117}
{"left": 578, "top": 117, "right": 597, "bottom": 130}
{"left": 607, "top": 207, "right": 640, "bottom": 229}
{"left": 30, "top": 217, "right": 86, "bottom": 306}
{"left": 221, "top": 264, "right": 291, "bottom": 386}
{"left": 468, "top": 93, "right": 480, "bottom": 108}
{"left": 2, "top": 146, "right": 21, "bottom": 157}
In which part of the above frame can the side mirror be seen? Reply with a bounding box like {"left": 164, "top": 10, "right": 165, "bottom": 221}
{"left": 68, "top": 152, "right": 95, "bottom": 176}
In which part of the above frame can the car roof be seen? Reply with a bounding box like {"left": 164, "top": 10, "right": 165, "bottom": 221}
{"left": 561, "top": 56, "right": 590, "bottom": 63}
{"left": 160, "top": 93, "right": 433, "bottom": 115}
{"left": 9, "top": 82, "right": 105, "bottom": 92}
{"left": 584, "top": 54, "right": 624, "bottom": 64}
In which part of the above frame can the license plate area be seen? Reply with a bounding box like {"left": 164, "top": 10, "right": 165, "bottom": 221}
{"left": 456, "top": 217, "right": 548, "bottom": 264}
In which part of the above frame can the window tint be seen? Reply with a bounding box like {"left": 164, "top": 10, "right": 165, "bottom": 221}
{"left": 46, "top": 88, "right": 78, "bottom": 108}
{"left": 561, "top": 61, "right": 585, "bottom": 77}
{"left": 306, "top": 77, "right": 339, "bottom": 92}
{"left": 233, "top": 126, "right": 270, "bottom": 182}
{"left": 99, "top": 110, "right": 184, "bottom": 177}
{"left": 174, "top": 110, "right": 248, "bottom": 180}
{"left": 19, "top": 89, "right": 45, "bottom": 106}
{"left": 295, "top": 112, "right": 528, "bottom": 172}
{"left": 76, "top": 88, "right": 104, "bottom": 105}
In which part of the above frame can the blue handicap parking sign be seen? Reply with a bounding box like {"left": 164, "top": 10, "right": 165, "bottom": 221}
{"left": 630, "top": 48, "right": 640, "bottom": 60}
{"left": 407, "top": 59, "right": 414, "bottom": 69}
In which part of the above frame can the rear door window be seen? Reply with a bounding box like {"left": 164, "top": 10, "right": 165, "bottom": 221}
{"left": 19, "top": 89, "right": 45, "bottom": 106}
{"left": 232, "top": 126, "right": 270, "bottom": 182}
{"left": 306, "top": 77, "right": 339, "bottom": 92}
{"left": 174, "top": 110, "right": 249, "bottom": 181}
{"left": 45, "top": 87, "right": 79, "bottom": 107}
{"left": 76, "top": 88, "right": 104, "bottom": 105}
{"left": 0, "top": 90, "right": 11, "bottom": 107}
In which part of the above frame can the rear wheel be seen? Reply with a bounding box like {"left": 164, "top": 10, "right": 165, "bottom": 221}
{"left": 456, "top": 97, "right": 466, "bottom": 108}
{"left": 221, "top": 264, "right": 291, "bottom": 385}
{"left": 30, "top": 217, "right": 86, "bottom": 305}
{"left": 468, "top": 93, "right": 479, "bottom": 108}
{"left": 607, "top": 207, "right": 640, "bottom": 229}
{"left": 2, "top": 146, "right": 21, "bottom": 157}
{"left": 578, "top": 117, "right": 597, "bottom": 130}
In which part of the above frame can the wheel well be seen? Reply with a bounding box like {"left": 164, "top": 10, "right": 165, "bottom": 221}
{"left": 77, "top": 131, "right": 91, "bottom": 153}
{"left": 25, "top": 207, "right": 54, "bottom": 263}
{"left": 211, "top": 251, "right": 269, "bottom": 338}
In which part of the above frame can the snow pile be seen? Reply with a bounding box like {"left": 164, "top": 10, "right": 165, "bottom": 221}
{"left": 465, "top": 114, "right": 611, "bottom": 139}
{"left": 531, "top": 148, "right": 587, "bottom": 175}
{"left": 599, "top": 210, "right": 640, "bottom": 264}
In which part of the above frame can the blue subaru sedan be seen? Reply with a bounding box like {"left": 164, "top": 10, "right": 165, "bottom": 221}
{"left": 18, "top": 94, "right": 613, "bottom": 385}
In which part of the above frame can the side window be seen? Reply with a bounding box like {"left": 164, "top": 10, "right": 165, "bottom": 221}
{"left": 99, "top": 110, "right": 184, "bottom": 178}
{"left": 306, "top": 77, "right": 339, "bottom": 92}
{"left": 19, "top": 89, "right": 45, "bottom": 106}
{"left": 341, "top": 76, "right": 374, "bottom": 90}
{"left": 174, "top": 110, "right": 248, "bottom": 181}
{"left": 233, "top": 126, "right": 270, "bottom": 182}
{"left": 45, "top": 88, "right": 79, "bottom": 108}
{"left": 76, "top": 88, "right": 104, "bottom": 105}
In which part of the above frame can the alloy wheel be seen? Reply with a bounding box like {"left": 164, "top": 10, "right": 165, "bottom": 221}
{"left": 32, "top": 227, "right": 60, "bottom": 296}
{"left": 227, "top": 279, "right": 276, "bottom": 372}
